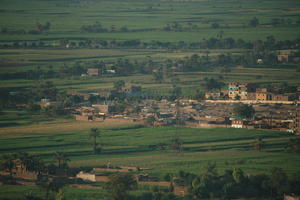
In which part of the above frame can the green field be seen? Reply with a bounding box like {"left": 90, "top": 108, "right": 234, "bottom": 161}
{"left": 1, "top": 113, "right": 299, "bottom": 177}
{"left": 1, "top": 0, "right": 300, "bottom": 41}
{"left": 1, "top": 67, "right": 299, "bottom": 98}
{"left": 1, "top": 0, "right": 300, "bottom": 199}
{"left": 1, "top": 113, "right": 300, "bottom": 199}
{"left": 0, "top": 0, "right": 300, "bottom": 95}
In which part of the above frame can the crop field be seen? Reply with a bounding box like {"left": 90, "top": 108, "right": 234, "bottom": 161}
{"left": 0, "top": 116, "right": 300, "bottom": 199}
{"left": 1, "top": 67, "right": 299, "bottom": 98}
{"left": 0, "top": 116, "right": 299, "bottom": 177}
{"left": 1, "top": 0, "right": 300, "bottom": 199}
{"left": 0, "top": 0, "right": 300, "bottom": 42}
{"left": 0, "top": 0, "right": 299, "bottom": 95}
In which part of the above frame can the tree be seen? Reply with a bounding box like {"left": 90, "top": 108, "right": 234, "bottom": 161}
{"left": 203, "top": 78, "right": 224, "bottom": 91}
{"left": 16, "top": 152, "right": 34, "bottom": 173}
{"left": 169, "top": 137, "right": 183, "bottom": 152}
{"left": 254, "top": 137, "right": 264, "bottom": 151}
{"left": 24, "top": 192, "right": 43, "bottom": 200}
{"left": 249, "top": 17, "right": 259, "bottom": 27}
{"left": 171, "top": 85, "right": 182, "bottom": 98}
{"left": 286, "top": 138, "right": 300, "bottom": 153}
{"left": 233, "top": 104, "right": 255, "bottom": 119}
{"left": 0, "top": 154, "right": 16, "bottom": 176}
{"left": 113, "top": 80, "right": 125, "bottom": 91}
{"left": 53, "top": 152, "right": 70, "bottom": 169}
{"left": 193, "top": 90, "right": 204, "bottom": 100}
{"left": 36, "top": 22, "right": 51, "bottom": 32}
{"left": 270, "top": 168, "right": 288, "bottom": 198}
{"left": 32, "top": 157, "right": 45, "bottom": 175}
{"left": 153, "top": 71, "right": 164, "bottom": 83}
{"left": 89, "top": 128, "right": 101, "bottom": 154}
{"left": 190, "top": 163, "right": 220, "bottom": 199}
{"left": 152, "top": 186, "right": 163, "bottom": 200}
{"left": 156, "top": 143, "right": 167, "bottom": 151}
{"left": 27, "top": 103, "right": 41, "bottom": 112}
{"left": 104, "top": 174, "right": 137, "bottom": 200}
{"left": 232, "top": 168, "right": 245, "bottom": 184}
{"left": 55, "top": 189, "right": 66, "bottom": 200}
{"left": 145, "top": 115, "right": 156, "bottom": 127}
{"left": 211, "top": 22, "right": 220, "bottom": 29}
{"left": 48, "top": 177, "right": 69, "bottom": 197}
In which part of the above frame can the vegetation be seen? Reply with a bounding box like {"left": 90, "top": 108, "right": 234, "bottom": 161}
{"left": 233, "top": 104, "right": 255, "bottom": 119}
{"left": 89, "top": 128, "right": 101, "bottom": 154}
{"left": 0, "top": 0, "right": 300, "bottom": 199}
{"left": 104, "top": 174, "right": 137, "bottom": 200}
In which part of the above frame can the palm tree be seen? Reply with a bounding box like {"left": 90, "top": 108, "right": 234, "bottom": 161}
{"left": 169, "top": 137, "right": 183, "bottom": 152}
{"left": 53, "top": 152, "right": 70, "bottom": 168}
{"left": 16, "top": 152, "right": 34, "bottom": 173}
{"left": 32, "top": 157, "right": 45, "bottom": 175}
{"left": 89, "top": 128, "right": 100, "bottom": 154}
{"left": 254, "top": 137, "right": 264, "bottom": 151}
{"left": 0, "top": 154, "right": 17, "bottom": 176}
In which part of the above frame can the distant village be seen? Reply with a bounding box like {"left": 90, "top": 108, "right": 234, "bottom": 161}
{"left": 37, "top": 68, "right": 300, "bottom": 135}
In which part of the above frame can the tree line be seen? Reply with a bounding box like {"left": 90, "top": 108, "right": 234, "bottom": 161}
{"left": 1, "top": 36, "right": 300, "bottom": 51}
{"left": 2, "top": 154, "right": 300, "bottom": 200}
{"left": 3, "top": 47, "right": 300, "bottom": 81}
{"left": 173, "top": 163, "right": 300, "bottom": 200}
{"left": 0, "top": 22, "right": 51, "bottom": 35}
{"left": 3, "top": 15, "right": 299, "bottom": 36}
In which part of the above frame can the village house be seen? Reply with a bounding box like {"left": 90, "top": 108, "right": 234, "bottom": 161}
{"left": 255, "top": 88, "right": 272, "bottom": 101}
{"left": 76, "top": 171, "right": 97, "bottom": 182}
{"left": 247, "top": 92, "right": 256, "bottom": 100}
{"left": 228, "top": 82, "right": 255, "bottom": 100}
{"left": 76, "top": 171, "right": 108, "bottom": 182}
{"left": 205, "top": 92, "right": 221, "bottom": 100}
{"left": 293, "top": 109, "right": 300, "bottom": 135}
{"left": 87, "top": 68, "right": 100, "bottom": 76}
{"left": 92, "top": 104, "right": 114, "bottom": 114}
{"left": 231, "top": 119, "right": 244, "bottom": 128}
{"left": 277, "top": 54, "right": 289, "bottom": 63}
{"left": 106, "top": 69, "right": 116, "bottom": 74}
{"left": 256, "top": 58, "right": 263, "bottom": 64}
{"left": 36, "top": 98, "right": 60, "bottom": 108}
{"left": 98, "top": 90, "right": 112, "bottom": 98}
{"left": 74, "top": 106, "right": 107, "bottom": 121}
{"left": 271, "top": 94, "right": 290, "bottom": 101}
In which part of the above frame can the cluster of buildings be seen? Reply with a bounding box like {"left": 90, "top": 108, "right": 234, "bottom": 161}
{"left": 70, "top": 81, "right": 300, "bottom": 134}
{"left": 73, "top": 96, "right": 300, "bottom": 134}
{"left": 256, "top": 50, "right": 300, "bottom": 64}
{"left": 205, "top": 82, "right": 300, "bottom": 102}
{"left": 73, "top": 85, "right": 141, "bottom": 122}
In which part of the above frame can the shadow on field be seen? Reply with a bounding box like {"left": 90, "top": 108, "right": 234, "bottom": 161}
{"left": 183, "top": 143, "right": 254, "bottom": 152}
{"left": 0, "top": 122, "right": 20, "bottom": 128}
{"left": 183, "top": 135, "right": 281, "bottom": 146}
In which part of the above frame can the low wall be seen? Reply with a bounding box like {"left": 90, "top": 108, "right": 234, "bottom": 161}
{"left": 138, "top": 181, "right": 170, "bottom": 187}
{"left": 185, "top": 122, "right": 229, "bottom": 128}
{"left": 174, "top": 186, "right": 188, "bottom": 196}
{"left": 106, "top": 118, "right": 134, "bottom": 122}
{"left": 15, "top": 172, "right": 37, "bottom": 180}
{"left": 95, "top": 176, "right": 109, "bottom": 182}
{"left": 205, "top": 100, "right": 299, "bottom": 104}
{"left": 284, "top": 195, "right": 300, "bottom": 200}
{"left": 75, "top": 115, "right": 89, "bottom": 121}
{"left": 94, "top": 168, "right": 131, "bottom": 172}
